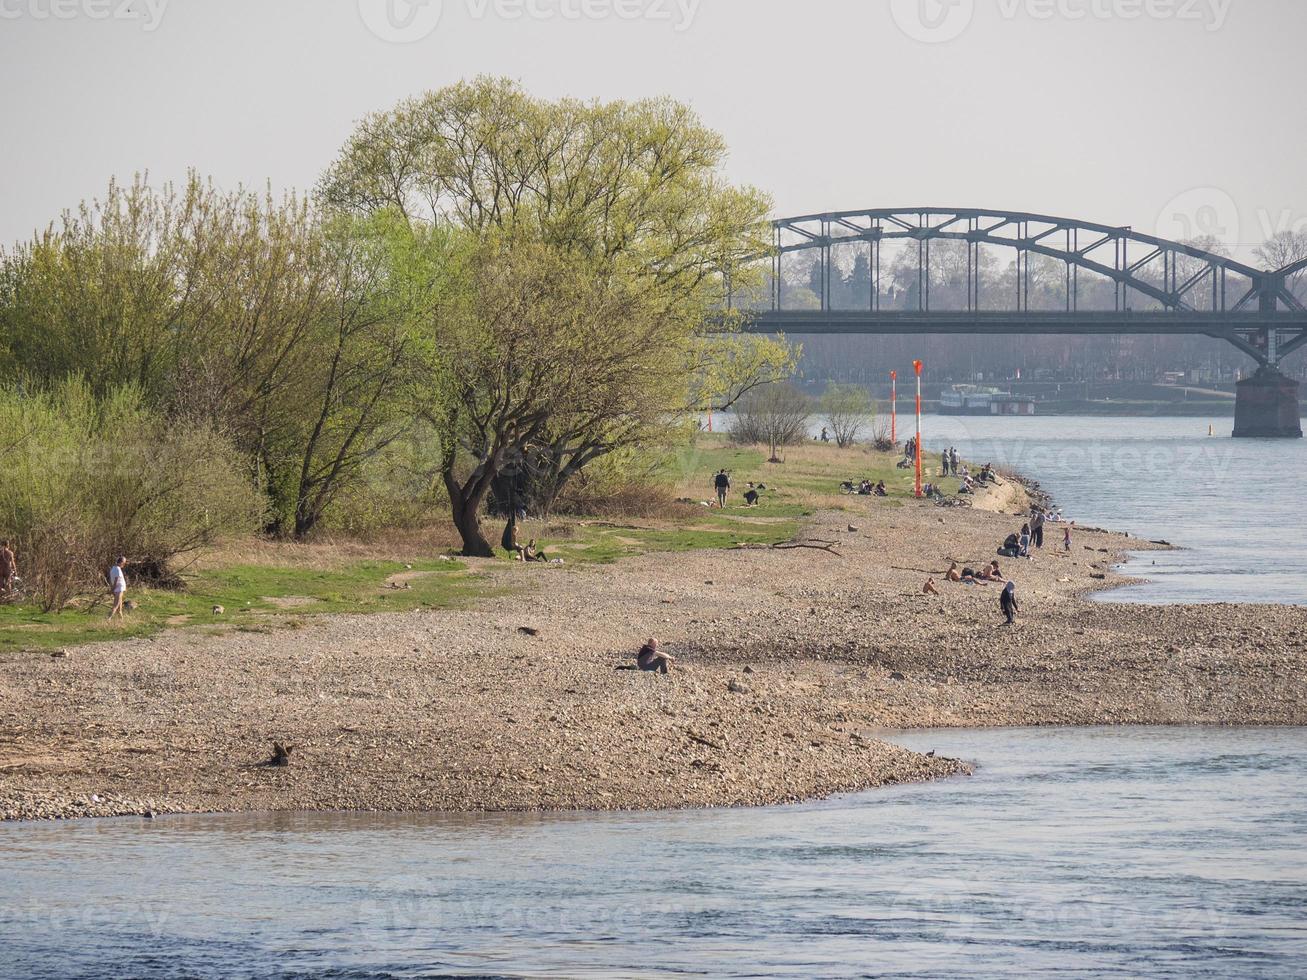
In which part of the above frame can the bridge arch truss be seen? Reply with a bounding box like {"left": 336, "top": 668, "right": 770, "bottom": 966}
{"left": 728, "top": 208, "right": 1307, "bottom": 368}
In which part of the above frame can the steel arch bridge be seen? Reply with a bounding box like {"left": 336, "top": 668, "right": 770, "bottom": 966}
{"left": 728, "top": 208, "right": 1307, "bottom": 370}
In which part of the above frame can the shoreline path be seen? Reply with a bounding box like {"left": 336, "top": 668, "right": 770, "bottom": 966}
{"left": 3, "top": 479, "right": 1305, "bottom": 821}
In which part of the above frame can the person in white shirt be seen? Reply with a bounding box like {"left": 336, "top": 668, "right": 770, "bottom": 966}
{"left": 107, "top": 556, "right": 128, "bottom": 620}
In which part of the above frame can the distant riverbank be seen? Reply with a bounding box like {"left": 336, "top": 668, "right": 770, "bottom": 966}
{"left": 4, "top": 445, "right": 1305, "bottom": 823}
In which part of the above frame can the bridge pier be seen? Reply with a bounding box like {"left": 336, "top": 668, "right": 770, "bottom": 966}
{"left": 1233, "top": 367, "right": 1302, "bottom": 438}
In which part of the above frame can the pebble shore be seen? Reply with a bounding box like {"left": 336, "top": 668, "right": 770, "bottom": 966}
{"left": 3, "top": 480, "right": 1305, "bottom": 822}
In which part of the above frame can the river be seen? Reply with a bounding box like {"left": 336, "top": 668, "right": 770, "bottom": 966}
{"left": 913, "top": 415, "right": 1304, "bottom": 605}
{"left": 2, "top": 727, "right": 1305, "bottom": 978}
{"left": 5, "top": 417, "right": 1305, "bottom": 978}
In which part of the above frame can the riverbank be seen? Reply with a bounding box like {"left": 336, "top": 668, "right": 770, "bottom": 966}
{"left": 4, "top": 449, "right": 1306, "bottom": 822}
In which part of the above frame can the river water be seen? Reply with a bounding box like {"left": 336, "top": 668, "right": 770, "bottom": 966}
{"left": 5, "top": 417, "right": 1305, "bottom": 977}
{"left": 909, "top": 415, "right": 1302, "bottom": 605}
{"left": 3, "top": 727, "right": 1305, "bottom": 978}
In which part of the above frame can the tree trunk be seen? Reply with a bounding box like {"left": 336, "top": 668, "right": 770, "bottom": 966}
{"left": 451, "top": 497, "right": 495, "bottom": 557}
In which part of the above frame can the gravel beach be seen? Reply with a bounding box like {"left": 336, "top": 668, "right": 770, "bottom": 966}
{"left": 3, "top": 479, "right": 1305, "bottom": 822}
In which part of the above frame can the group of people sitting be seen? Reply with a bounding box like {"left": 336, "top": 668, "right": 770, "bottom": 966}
{"left": 946, "top": 560, "right": 1006, "bottom": 584}
{"left": 843, "top": 479, "right": 888, "bottom": 497}
{"left": 922, "top": 562, "right": 1020, "bottom": 625}
{"left": 995, "top": 505, "right": 1069, "bottom": 558}
{"left": 502, "top": 516, "right": 550, "bottom": 562}
{"left": 955, "top": 463, "right": 999, "bottom": 495}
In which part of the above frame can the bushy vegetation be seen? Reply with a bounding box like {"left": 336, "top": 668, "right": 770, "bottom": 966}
{"left": 0, "top": 77, "right": 801, "bottom": 597}
{"left": 0, "top": 381, "right": 260, "bottom": 610}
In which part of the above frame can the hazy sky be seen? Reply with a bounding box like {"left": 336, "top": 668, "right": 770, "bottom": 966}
{"left": 2, "top": 0, "right": 1304, "bottom": 260}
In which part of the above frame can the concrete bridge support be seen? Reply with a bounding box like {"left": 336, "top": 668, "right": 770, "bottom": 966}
{"left": 1233, "top": 368, "right": 1302, "bottom": 438}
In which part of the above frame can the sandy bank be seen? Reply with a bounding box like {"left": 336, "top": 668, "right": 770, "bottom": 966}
{"left": 3, "top": 480, "right": 1305, "bottom": 822}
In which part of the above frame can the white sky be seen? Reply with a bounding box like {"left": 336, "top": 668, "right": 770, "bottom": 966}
{"left": 2, "top": 0, "right": 1304, "bottom": 261}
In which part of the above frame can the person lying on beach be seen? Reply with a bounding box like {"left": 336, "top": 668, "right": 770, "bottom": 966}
{"left": 981, "top": 560, "right": 1003, "bottom": 582}
{"left": 923, "top": 578, "right": 940, "bottom": 595}
{"left": 637, "top": 637, "right": 676, "bottom": 674}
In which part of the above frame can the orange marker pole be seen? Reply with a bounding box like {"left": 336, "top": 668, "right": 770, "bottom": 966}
{"left": 913, "top": 360, "right": 924, "bottom": 498}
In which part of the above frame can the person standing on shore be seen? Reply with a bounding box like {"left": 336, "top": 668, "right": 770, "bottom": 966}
{"left": 713, "top": 470, "right": 731, "bottom": 508}
{"left": 941, "top": 452, "right": 950, "bottom": 477}
{"left": 0, "top": 540, "right": 16, "bottom": 595}
{"left": 1032, "top": 508, "right": 1046, "bottom": 550}
{"left": 1063, "top": 523, "right": 1073, "bottom": 552}
{"left": 106, "top": 556, "right": 129, "bottom": 621}
{"left": 1019, "top": 523, "right": 1032, "bottom": 559}
{"left": 1000, "top": 579, "right": 1019, "bottom": 626}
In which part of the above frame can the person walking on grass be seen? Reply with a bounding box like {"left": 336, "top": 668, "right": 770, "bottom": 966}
{"left": 713, "top": 469, "right": 731, "bottom": 508}
{"left": 0, "top": 540, "right": 16, "bottom": 595}
{"left": 107, "top": 556, "right": 129, "bottom": 621}
{"left": 1000, "top": 579, "right": 1019, "bottom": 626}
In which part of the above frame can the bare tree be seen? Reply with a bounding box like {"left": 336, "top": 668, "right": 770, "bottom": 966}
{"left": 732, "top": 383, "right": 812, "bottom": 462}
{"left": 820, "top": 384, "right": 874, "bottom": 448}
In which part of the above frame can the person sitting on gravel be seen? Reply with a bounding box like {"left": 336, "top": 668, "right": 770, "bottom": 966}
{"left": 923, "top": 578, "right": 940, "bottom": 595}
{"left": 980, "top": 560, "right": 1004, "bottom": 582}
{"left": 637, "top": 637, "right": 676, "bottom": 674}
{"left": 999, "top": 533, "right": 1021, "bottom": 558}
{"left": 945, "top": 562, "right": 962, "bottom": 583}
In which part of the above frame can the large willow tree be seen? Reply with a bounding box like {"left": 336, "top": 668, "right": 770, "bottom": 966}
{"left": 320, "top": 77, "right": 794, "bottom": 556}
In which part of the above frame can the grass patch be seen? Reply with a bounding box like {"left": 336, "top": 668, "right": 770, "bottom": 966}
{"left": 0, "top": 434, "right": 958, "bottom": 653}
{"left": 0, "top": 558, "right": 485, "bottom": 655}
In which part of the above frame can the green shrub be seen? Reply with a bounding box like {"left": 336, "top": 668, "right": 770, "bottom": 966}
{"left": 0, "top": 380, "right": 262, "bottom": 610}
